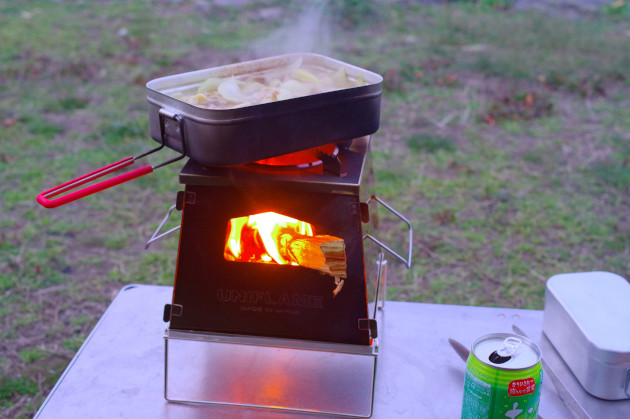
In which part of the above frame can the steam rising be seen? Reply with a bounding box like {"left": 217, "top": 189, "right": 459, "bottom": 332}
{"left": 251, "top": 1, "right": 332, "bottom": 57}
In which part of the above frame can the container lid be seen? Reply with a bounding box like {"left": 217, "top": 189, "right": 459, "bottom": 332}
{"left": 547, "top": 271, "right": 630, "bottom": 363}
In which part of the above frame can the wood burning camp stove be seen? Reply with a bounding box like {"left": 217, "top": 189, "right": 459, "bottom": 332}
{"left": 148, "top": 136, "right": 412, "bottom": 416}
{"left": 38, "top": 54, "right": 412, "bottom": 417}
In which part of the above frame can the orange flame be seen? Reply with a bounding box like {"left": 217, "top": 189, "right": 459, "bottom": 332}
{"left": 224, "top": 212, "right": 316, "bottom": 265}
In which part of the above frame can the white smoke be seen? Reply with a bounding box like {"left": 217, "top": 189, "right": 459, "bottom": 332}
{"left": 250, "top": 1, "right": 332, "bottom": 57}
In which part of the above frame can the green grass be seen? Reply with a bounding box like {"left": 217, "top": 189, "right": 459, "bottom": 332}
{"left": 18, "top": 348, "right": 46, "bottom": 365}
{"left": 408, "top": 134, "right": 458, "bottom": 153}
{"left": 2, "top": 0, "right": 630, "bottom": 417}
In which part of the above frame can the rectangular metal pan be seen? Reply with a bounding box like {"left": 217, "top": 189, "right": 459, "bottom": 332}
{"left": 145, "top": 53, "right": 383, "bottom": 167}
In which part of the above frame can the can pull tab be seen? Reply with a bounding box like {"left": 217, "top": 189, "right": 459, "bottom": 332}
{"left": 489, "top": 337, "right": 521, "bottom": 364}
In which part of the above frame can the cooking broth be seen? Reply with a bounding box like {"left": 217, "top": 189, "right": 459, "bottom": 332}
{"left": 171, "top": 61, "right": 367, "bottom": 109}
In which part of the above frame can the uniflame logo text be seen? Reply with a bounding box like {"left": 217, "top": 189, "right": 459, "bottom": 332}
{"left": 508, "top": 378, "right": 536, "bottom": 396}
{"left": 217, "top": 289, "right": 324, "bottom": 310}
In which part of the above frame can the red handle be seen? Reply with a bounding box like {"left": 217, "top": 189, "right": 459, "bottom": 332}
{"left": 37, "top": 157, "right": 153, "bottom": 208}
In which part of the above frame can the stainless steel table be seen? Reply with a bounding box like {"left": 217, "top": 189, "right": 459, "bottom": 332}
{"left": 34, "top": 284, "right": 629, "bottom": 418}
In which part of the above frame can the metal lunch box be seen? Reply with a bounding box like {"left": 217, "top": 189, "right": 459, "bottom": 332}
{"left": 542, "top": 271, "right": 630, "bottom": 400}
{"left": 145, "top": 53, "right": 383, "bottom": 167}
{"left": 37, "top": 53, "right": 383, "bottom": 208}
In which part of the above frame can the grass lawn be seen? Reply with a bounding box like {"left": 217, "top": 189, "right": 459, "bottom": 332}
{"left": 1, "top": 0, "right": 629, "bottom": 416}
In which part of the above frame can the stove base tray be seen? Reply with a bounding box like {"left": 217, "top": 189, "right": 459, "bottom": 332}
{"left": 164, "top": 328, "right": 379, "bottom": 417}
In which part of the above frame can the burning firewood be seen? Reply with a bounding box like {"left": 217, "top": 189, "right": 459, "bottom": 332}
{"left": 332, "top": 275, "right": 344, "bottom": 297}
{"left": 224, "top": 212, "right": 348, "bottom": 294}
{"left": 280, "top": 231, "right": 347, "bottom": 279}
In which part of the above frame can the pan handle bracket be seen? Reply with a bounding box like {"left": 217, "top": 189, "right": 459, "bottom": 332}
{"left": 153, "top": 110, "right": 188, "bottom": 169}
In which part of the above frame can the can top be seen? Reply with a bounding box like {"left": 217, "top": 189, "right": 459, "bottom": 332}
{"left": 472, "top": 333, "right": 541, "bottom": 370}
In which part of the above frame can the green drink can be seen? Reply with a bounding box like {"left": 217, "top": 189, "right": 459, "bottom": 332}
{"left": 461, "top": 333, "right": 543, "bottom": 418}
